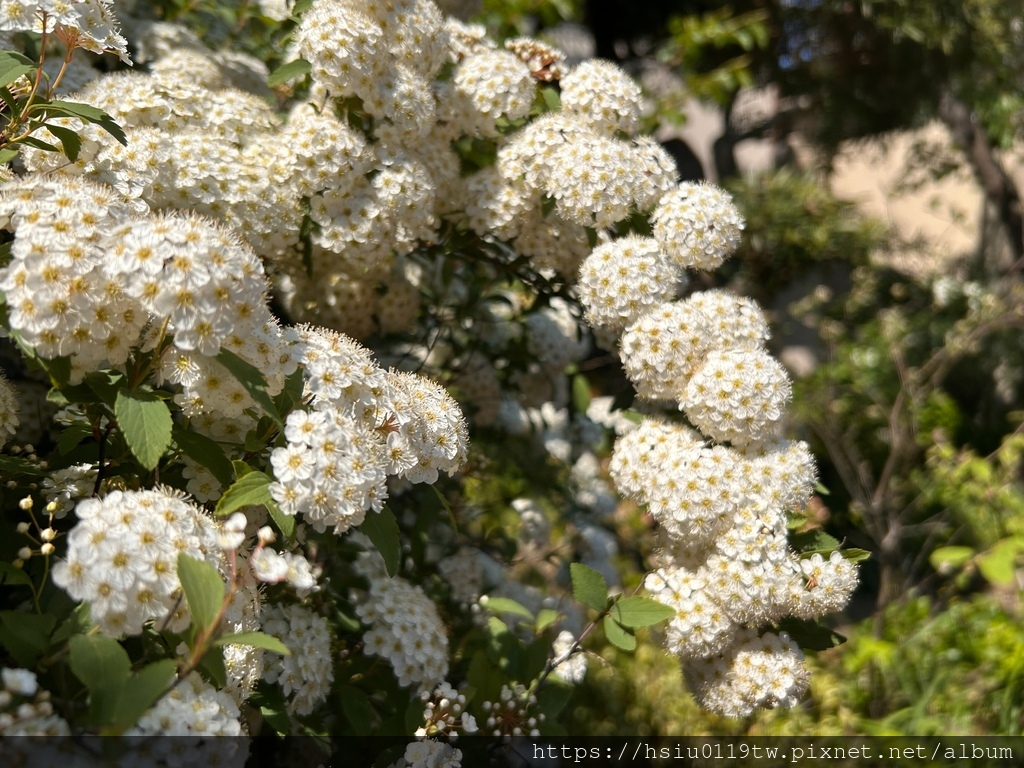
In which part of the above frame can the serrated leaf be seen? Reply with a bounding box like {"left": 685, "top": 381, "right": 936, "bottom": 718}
{"left": 611, "top": 596, "right": 675, "bottom": 629}
{"left": 0, "top": 50, "right": 34, "bottom": 88}
{"left": 570, "top": 563, "right": 608, "bottom": 611}
{"left": 173, "top": 426, "right": 234, "bottom": 487}
{"left": 214, "top": 470, "right": 273, "bottom": 517}
{"left": 45, "top": 123, "right": 82, "bottom": 162}
{"left": 216, "top": 347, "right": 282, "bottom": 427}
{"left": 111, "top": 659, "right": 176, "bottom": 732}
{"left": 267, "top": 58, "right": 311, "bottom": 87}
{"left": 38, "top": 100, "right": 126, "bottom": 145}
{"left": 0, "top": 611, "right": 56, "bottom": 668}
{"left": 603, "top": 615, "right": 636, "bottom": 651}
{"left": 358, "top": 506, "right": 400, "bottom": 577}
{"left": 176, "top": 553, "right": 226, "bottom": 640}
{"left": 481, "top": 596, "right": 534, "bottom": 621}
{"left": 213, "top": 630, "right": 291, "bottom": 655}
{"left": 115, "top": 389, "right": 173, "bottom": 471}
{"left": 340, "top": 686, "right": 373, "bottom": 736}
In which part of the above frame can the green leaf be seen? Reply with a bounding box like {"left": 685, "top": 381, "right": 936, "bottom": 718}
{"left": 197, "top": 646, "right": 227, "bottom": 688}
{"left": 340, "top": 686, "right": 373, "bottom": 736}
{"left": 840, "top": 548, "right": 871, "bottom": 563}
{"left": 273, "top": 367, "right": 306, "bottom": 415}
{"left": 216, "top": 347, "right": 282, "bottom": 427}
{"left": 536, "top": 683, "right": 572, "bottom": 719}
{"left": 0, "top": 147, "right": 18, "bottom": 164}
{"left": 18, "top": 134, "right": 59, "bottom": 153}
{"left": 291, "top": 0, "right": 313, "bottom": 15}
{"left": 0, "top": 562, "right": 32, "bottom": 588}
{"left": 115, "top": 389, "right": 173, "bottom": 471}
{"left": 977, "top": 538, "right": 1024, "bottom": 586}
{"left": 214, "top": 469, "right": 273, "bottom": 517}
{"left": 611, "top": 596, "right": 675, "bottom": 629}
{"left": 0, "top": 454, "right": 45, "bottom": 476}
{"left": 267, "top": 58, "right": 311, "bottom": 87}
{"left": 481, "top": 596, "right": 534, "bottom": 621}
{"left": 430, "top": 484, "right": 458, "bottom": 530}
{"left": 572, "top": 373, "right": 591, "bottom": 413}
{"left": 929, "top": 546, "right": 974, "bottom": 572}
{"left": 0, "top": 50, "right": 35, "bottom": 88}
{"left": 358, "top": 505, "right": 400, "bottom": 577}
{"left": 260, "top": 705, "right": 291, "bottom": 735}
{"left": 51, "top": 602, "right": 94, "bottom": 643}
{"left": 570, "top": 563, "right": 608, "bottom": 611}
{"left": 535, "top": 608, "right": 560, "bottom": 632}
{"left": 68, "top": 634, "right": 131, "bottom": 723}
{"left": 45, "top": 123, "right": 82, "bottom": 162}
{"left": 213, "top": 630, "right": 291, "bottom": 655}
{"left": 84, "top": 369, "right": 125, "bottom": 407}
{"left": 540, "top": 86, "right": 561, "bottom": 112}
{"left": 540, "top": 194, "right": 557, "bottom": 218}
{"left": 267, "top": 498, "right": 296, "bottom": 541}
{"left": 232, "top": 459, "right": 254, "bottom": 479}
{"left": 777, "top": 617, "right": 846, "bottom": 651}
{"left": 0, "top": 611, "right": 56, "bottom": 668}
{"left": 38, "top": 100, "right": 126, "bottom": 145}
{"left": 57, "top": 423, "right": 92, "bottom": 455}
{"left": 176, "top": 553, "right": 226, "bottom": 640}
{"left": 173, "top": 426, "right": 234, "bottom": 487}
{"left": 111, "top": 659, "right": 176, "bottom": 732}
{"left": 603, "top": 615, "right": 636, "bottom": 651}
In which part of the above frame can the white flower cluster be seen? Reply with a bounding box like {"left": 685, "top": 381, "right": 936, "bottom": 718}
{"left": 39, "top": 462, "right": 97, "bottom": 518}
{"left": 480, "top": 683, "right": 544, "bottom": 738}
{"left": 0, "top": 369, "right": 18, "bottom": 450}
{"left": 128, "top": 671, "right": 243, "bottom": 736}
{"left": 578, "top": 179, "right": 858, "bottom": 716}
{"left": 551, "top": 630, "right": 588, "bottom": 685}
{"left": 51, "top": 488, "right": 221, "bottom": 636}
{"left": 267, "top": 325, "right": 469, "bottom": 533}
{"left": 0, "top": 0, "right": 130, "bottom": 64}
{"left": 355, "top": 549, "right": 450, "bottom": 689}
{"left": 0, "top": 668, "right": 70, "bottom": 736}
{"left": 261, "top": 602, "right": 335, "bottom": 716}
{"left": 415, "top": 681, "right": 478, "bottom": 739}
{"left": 389, "top": 740, "right": 463, "bottom": 768}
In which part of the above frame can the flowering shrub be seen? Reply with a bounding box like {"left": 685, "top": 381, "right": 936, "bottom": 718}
{"left": 0, "top": 0, "right": 865, "bottom": 762}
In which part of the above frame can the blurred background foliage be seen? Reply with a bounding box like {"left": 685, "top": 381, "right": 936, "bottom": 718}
{"left": 135, "top": 0, "right": 1024, "bottom": 737}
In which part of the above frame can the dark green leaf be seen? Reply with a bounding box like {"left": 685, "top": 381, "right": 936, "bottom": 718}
{"left": 51, "top": 602, "right": 93, "bottom": 643}
{"left": 216, "top": 347, "right": 282, "bottom": 427}
{"left": 611, "top": 596, "right": 675, "bottom": 629}
{"left": 57, "top": 423, "right": 92, "bottom": 455}
{"left": 540, "top": 194, "right": 557, "bottom": 218}
{"left": 340, "top": 686, "right": 373, "bottom": 736}
{"left": 197, "top": 645, "right": 227, "bottom": 688}
{"left": 0, "top": 50, "right": 35, "bottom": 88}
{"left": 45, "top": 123, "right": 82, "bottom": 162}
{"left": 0, "top": 562, "right": 32, "bottom": 588}
{"left": 176, "top": 553, "right": 226, "bottom": 640}
{"left": 214, "top": 470, "right": 273, "bottom": 517}
{"left": 358, "top": 506, "right": 400, "bottom": 577}
{"left": 0, "top": 454, "right": 45, "bottom": 476}
{"left": 536, "top": 683, "right": 572, "bottom": 719}
{"left": 173, "top": 426, "right": 234, "bottom": 487}
{"left": 39, "top": 100, "right": 126, "bottom": 145}
{"left": 260, "top": 705, "right": 291, "bottom": 735}
{"left": 17, "top": 135, "right": 59, "bottom": 153}
{"left": 213, "top": 630, "right": 291, "bottom": 655}
{"left": 273, "top": 367, "right": 306, "bottom": 415}
{"left": 570, "top": 563, "right": 608, "bottom": 612}
{"left": 603, "top": 615, "right": 636, "bottom": 651}
{"left": 0, "top": 611, "right": 56, "bottom": 668}
{"left": 777, "top": 617, "right": 846, "bottom": 651}
{"left": 266, "top": 498, "right": 295, "bottom": 541}
{"left": 83, "top": 369, "right": 125, "bottom": 407}
{"left": 115, "top": 389, "right": 173, "bottom": 471}
{"left": 267, "top": 58, "right": 311, "bottom": 87}
{"left": 68, "top": 634, "right": 130, "bottom": 688}
{"left": 112, "top": 659, "right": 176, "bottom": 732}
